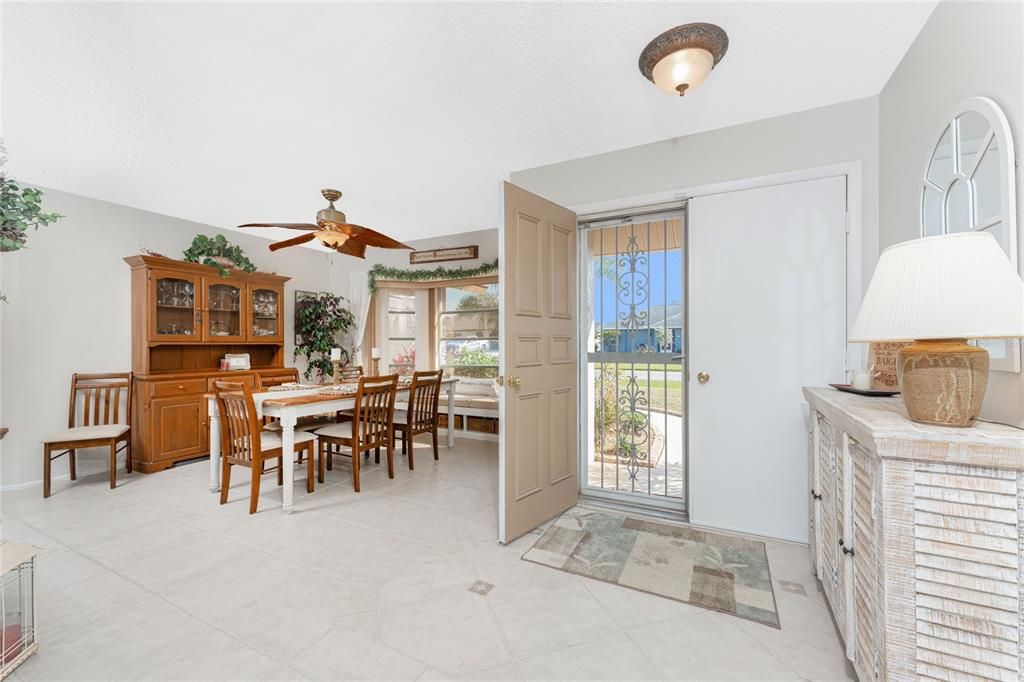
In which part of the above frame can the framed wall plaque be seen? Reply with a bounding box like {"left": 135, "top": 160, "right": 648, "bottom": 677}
{"left": 409, "top": 245, "right": 479, "bottom": 264}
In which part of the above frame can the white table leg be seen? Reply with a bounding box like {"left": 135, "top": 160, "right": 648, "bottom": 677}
{"left": 280, "top": 413, "right": 297, "bottom": 513}
{"left": 209, "top": 399, "right": 221, "bottom": 493}
{"left": 447, "top": 386, "right": 456, "bottom": 449}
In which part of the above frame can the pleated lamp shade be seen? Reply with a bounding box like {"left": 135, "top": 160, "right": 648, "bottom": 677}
{"left": 850, "top": 232, "right": 1024, "bottom": 342}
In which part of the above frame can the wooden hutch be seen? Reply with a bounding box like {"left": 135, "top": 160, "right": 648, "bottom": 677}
{"left": 124, "top": 255, "right": 294, "bottom": 472}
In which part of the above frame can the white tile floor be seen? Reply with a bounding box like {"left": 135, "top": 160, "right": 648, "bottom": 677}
{"left": 1, "top": 439, "right": 854, "bottom": 681}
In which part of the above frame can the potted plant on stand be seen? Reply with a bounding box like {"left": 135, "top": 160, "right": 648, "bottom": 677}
{"left": 294, "top": 292, "right": 356, "bottom": 381}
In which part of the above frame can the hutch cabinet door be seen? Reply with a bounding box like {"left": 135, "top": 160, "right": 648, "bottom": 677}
{"left": 248, "top": 284, "right": 284, "bottom": 343}
{"left": 149, "top": 269, "right": 203, "bottom": 342}
{"left": 203, "top": 278, "right": 247, "bottom": 343}
{"left": 149, "top": 395, "right": 208, "bottom": 461}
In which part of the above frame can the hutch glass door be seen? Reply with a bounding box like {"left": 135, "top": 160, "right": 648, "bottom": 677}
{"left": 250, "top": 287, "right": 282, "bottom": 342}
{"left": 206, "top": 281, "right": 244, "bottom": 342}
{"left": 152, "top": 270, "right": 201, "bottom": 340}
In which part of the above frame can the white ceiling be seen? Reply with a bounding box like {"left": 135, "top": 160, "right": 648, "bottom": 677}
{"left": 2, "top": 2, "right": 934, "bottom": 247}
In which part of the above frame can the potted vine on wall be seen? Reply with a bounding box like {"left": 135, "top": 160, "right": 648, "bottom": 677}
{"left": 0, "top": 145, "right": 63, "bottom": 302}
{"left": 294, "top": 292, "right": 356, "bottom": 381}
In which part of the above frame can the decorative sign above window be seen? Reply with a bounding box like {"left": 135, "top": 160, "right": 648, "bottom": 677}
{"left": 409, "top": 245, "right": 479, "bottom": 264}
{"left": 920, "top": 96, "right": 1019, "bottom": 372}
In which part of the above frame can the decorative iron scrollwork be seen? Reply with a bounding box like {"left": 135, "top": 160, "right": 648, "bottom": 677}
{"left": 616, "top": 235, "right": 649, "bottom": 334}
{"left": 616, "top": 373, "right": 650, "bottom": 482}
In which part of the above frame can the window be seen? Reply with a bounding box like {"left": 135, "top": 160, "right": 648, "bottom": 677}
{"left": 438, "top": 283, "right": 498, "bottom": 378}
{"left": 386, "top": 292, "right": 416, "bottom": 376}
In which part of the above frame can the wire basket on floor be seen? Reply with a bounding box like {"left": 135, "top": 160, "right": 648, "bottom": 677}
{"left": 1, "top": 544, "right": 39, "bottom": 680}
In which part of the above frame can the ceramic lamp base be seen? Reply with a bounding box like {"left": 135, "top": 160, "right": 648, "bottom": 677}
{"left": 897, "top": 339, "right": 989, "bottom": 427}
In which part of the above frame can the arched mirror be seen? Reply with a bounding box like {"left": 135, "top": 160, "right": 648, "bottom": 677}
{"left": 921, "top": 96, "right": 1019, "bottom": 371}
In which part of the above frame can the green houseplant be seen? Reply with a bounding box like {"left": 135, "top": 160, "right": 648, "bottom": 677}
{"left": 294, "top": 292, "right": 356, "bottom": 381}
{"left": 1, "top": 146, "right": 63, "bottom": 301}
{"left": 182, "top": 234, "right": 257, "bottom": 277}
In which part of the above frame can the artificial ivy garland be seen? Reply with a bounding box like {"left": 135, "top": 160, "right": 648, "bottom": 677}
{"left": 183, "top": 234, "right": 258, "bottom": 277}
{"left": 367, "top": 258, "right": 498, "bottom": 294}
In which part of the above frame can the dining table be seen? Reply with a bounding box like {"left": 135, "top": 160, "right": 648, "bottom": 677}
{"left": 206, "top": 377, "right": 459, "bottom": 512}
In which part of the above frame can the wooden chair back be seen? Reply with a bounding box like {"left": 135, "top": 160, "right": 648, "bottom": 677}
{"left": 68, "top": 373, "right": 133, "bottom": 428}
{"left": 406, "top": 370, "right": 443, "bottom": 431}
{"left": 353, "top": 374, "right": 398, "bottom": 451}
{"left": 213, "top": 380, "right": 263, "bottom": 464}
{"left": 338, "top": 365, "right": 364, "bottom": 382}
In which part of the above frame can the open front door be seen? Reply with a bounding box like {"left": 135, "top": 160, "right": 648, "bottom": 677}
{"left": 499, "top": 182, "right": 578, "bottom": 543}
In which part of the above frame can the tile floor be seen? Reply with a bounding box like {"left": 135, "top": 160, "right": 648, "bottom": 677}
{"left": 1, "top": 439, "right": 854, "bottom": 680}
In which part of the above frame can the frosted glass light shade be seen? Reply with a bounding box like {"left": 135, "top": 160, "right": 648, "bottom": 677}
{"left": 850, "top": 232, "right": 1024, "bottom": 342}
{"left": 651, "top": 48, "right": 715, "bottom": 96}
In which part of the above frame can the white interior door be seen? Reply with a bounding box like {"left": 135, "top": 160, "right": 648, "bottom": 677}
{"left": 498, "top": 182, "right": 578, "bottom": 543}
{"left": 688, "top": 176, "right": 847, "bottom": 542}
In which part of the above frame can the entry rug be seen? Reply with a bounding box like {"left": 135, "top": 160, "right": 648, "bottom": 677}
{"left": 521, "top": 508, "right": 780, "bottom": 628}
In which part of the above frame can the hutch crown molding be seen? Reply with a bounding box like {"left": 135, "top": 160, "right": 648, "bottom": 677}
{"left": 804, "top": 387, "right": 1024, "bottom": 681}
{"left": 125, "top": 255, "right": 293, "bottom": 472}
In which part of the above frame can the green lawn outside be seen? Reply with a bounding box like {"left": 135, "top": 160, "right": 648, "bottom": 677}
{"left": 593, "top": 369, "right": 684, "bottom": 416}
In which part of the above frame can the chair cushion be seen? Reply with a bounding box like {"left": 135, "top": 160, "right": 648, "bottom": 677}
{"left": 258, "top": 430, "right": 316, "bottom": 451}
{"left": 44, "top": 424, "right": 129, "bottom": 444}
{"left": 468, "top": 398, "right": 499, "bottom": 411}
{"left": 262, "top": 418, "right": 332, "bottom": 433}
{"left": 315, "top": 422, "right": 353, "bottom": 440}
{"left": 455, "top": 378, "right": 498, "bottom": 397}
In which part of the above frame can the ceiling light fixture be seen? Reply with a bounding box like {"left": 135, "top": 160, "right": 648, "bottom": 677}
{"left": 639, "top": 22, "right": 729, "bottom": 97}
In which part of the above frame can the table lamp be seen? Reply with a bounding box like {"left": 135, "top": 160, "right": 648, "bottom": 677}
{"left": 849, "top": 232, "right": 1024, "bottom": 426}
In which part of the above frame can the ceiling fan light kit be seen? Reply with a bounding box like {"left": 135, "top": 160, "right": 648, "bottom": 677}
{"left": 239, "top": 188, "right": 411, "bottom": 259}
{"left": 639, "top": 22, "right": 729, "bottom": 97}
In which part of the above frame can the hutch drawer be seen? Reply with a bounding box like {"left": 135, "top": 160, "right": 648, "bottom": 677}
{"left": 150, "top": 378, "right": 208, "bottom": 398}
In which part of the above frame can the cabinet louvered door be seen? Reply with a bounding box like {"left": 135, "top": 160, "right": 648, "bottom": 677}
{"left": 808, "top": 413, "right": 820, "bottom": 577}
{"left": 851, "top": 443, "right": 883, "bottom": 681}
{"left": 816, "top": 413, "right": 845, "bottom": 635}
{"left": 912, "top": 463, "right": 1021, "bottom": 681}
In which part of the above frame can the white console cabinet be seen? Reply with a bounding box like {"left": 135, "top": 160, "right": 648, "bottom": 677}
{"left": 804, "top": 387, "right": 1024, "bottom": 681}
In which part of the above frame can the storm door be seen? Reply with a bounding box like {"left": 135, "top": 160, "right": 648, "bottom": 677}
{"left": 579, "top": 209, "right": 687, "bottom": 513}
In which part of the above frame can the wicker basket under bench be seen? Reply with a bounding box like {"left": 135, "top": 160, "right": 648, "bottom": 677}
{"left": 804, "top": 387, "right": 1024, "bottom": 681}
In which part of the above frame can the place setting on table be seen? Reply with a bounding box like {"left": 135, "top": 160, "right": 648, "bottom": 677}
{"left": 205, "top": 357, "right": 459, "bottom": 514}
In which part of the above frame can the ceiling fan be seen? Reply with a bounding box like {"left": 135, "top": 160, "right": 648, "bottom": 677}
{"left": 239, "top": 189, "right": 411, "bottom": 258}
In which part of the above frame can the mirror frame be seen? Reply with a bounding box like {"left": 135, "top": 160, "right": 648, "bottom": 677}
{"left": 920, "top": 96, "right": 1019, "bottom": 372}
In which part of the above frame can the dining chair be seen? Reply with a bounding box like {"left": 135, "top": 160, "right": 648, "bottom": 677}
{"left": 336, "top": 364, "right": 364, "bottom": 382}
{"left": 315, "top": 374, "right": 398, "bottom": 492}
{"left": 213, "top": 380, "right": 316, "bottom": 514}
{"left": 391, "top": 369, "right": 443, "bottom": 470}
{"left": 42, "top": 372, "right": 133, "bottom": 498}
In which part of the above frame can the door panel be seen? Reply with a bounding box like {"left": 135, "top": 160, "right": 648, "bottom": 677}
{"left": 688, "top": 176, "right": 847, "bottom": 541}
{"left": 500, "top": 182, "right": 578, "bottom": 543}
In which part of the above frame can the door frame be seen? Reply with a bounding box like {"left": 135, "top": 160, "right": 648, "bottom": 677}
{"left": 575, "top": 207, "right": 689, "bottom": 516}
{"left": 570, "top": 162, "right": 865, "bottom": 511}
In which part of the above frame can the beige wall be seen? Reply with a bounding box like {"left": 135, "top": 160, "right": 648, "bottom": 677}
{"left": 879, "top": 0, "right": 1024, "bottom": 425}
{"left": 510, "top": 96, "right": 880, "bottom": 282}
{"left": 0, "top": 190, "right": 337, "bottom": 488}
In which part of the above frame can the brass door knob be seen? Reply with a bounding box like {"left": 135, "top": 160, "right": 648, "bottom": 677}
{"left": 697, "top": 372, "right": 710, "bottom": 384}
{"left": 508, "top": 376, "right": 522, "bottom": 388}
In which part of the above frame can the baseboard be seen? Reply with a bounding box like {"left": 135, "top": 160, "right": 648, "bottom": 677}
{"left": 1, "top": 474, "right": 69, "bottom": 493}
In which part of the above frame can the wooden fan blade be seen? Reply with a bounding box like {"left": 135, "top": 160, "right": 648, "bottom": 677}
{"left": 323, "top": 221, "right": 412, "bottom": 249}
{"left": 238, "top": 222, "right": 319, "bottom": 231}
{"left": 269, "top": 232, "right": 317, "bottom": 251}
{"left": 333, "top": 240, "right": 367, "bottom": 259}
